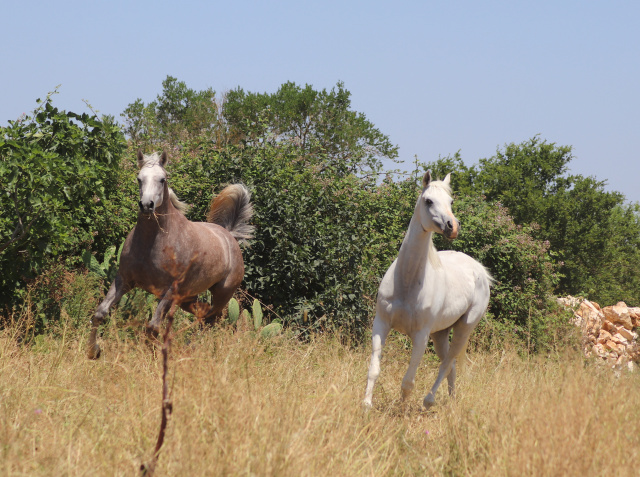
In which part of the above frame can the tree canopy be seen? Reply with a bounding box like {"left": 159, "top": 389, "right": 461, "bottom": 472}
{"left": 123, "top": 77, "right": 399, "bottom": 175}
{"left": 3, "top": 78, "right": 639, "bottom": 347}
{"left": 224, "top": 81, "right": 399, "bottom": 174}
{"left": 426, "top": 136, "right": 640, "bottom": 304}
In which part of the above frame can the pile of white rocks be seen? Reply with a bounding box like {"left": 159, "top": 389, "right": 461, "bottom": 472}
{"left": 557, "top": 296, "right": 640, "bottom": 371}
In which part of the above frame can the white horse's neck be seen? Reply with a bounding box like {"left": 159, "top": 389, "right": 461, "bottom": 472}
{"left": 396, "top": 207, "right": 442, "bottom": 286}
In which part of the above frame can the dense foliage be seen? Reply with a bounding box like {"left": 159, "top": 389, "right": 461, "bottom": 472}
{"left": 169, "top": 140, "right": 377, "bottom": 337}
{"left": 122, "top": 76, "right": 399, "bottom": 175}
{"left": 121, "top": 76, "right": 219, "bottom": 148}
{"left": 224, "top": 81, "right": 399, "bottom": 174}
{"left": 427, "top": 138, "right": 640, "bottom": 306}
{"left": 0, "top": 91, "right": 128, "bottom": 320}
{"left": 3, "top": 78, "right": 637, "bottom": 350}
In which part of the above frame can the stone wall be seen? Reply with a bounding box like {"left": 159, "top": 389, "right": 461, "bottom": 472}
{"left": 557, "top": 297, "right": 640, "bottom": 371}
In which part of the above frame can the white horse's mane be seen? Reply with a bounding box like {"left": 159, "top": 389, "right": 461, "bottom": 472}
{"left": 427, "top": 178, "right": 452, "bottom": 196}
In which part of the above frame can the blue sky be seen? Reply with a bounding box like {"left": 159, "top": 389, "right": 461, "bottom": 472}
{"left": 3, "top": 1, "right": 639, "bottom": 203}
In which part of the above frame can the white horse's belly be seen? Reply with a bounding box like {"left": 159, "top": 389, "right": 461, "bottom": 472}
{"left": 380, "top": 297, "right": 465, "bottom": 336}
{"left": 377, "top": 252, "right": 482, "bottom": 337}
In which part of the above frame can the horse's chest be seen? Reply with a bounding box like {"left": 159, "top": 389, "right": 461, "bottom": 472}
{"left": 379, "top": 295, "right": 435, "bottom": 334}
{"left": 378, "top": 273, "right": 448, "bottom": 335}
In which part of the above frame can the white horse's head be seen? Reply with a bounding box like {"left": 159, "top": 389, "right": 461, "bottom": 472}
{"left": 417, "top": 171, "right": 459, "bottom": 239}
{"left": 137, "top": 150, "right": 169, "bottom": 215}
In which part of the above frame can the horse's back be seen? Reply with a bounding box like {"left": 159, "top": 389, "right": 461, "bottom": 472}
{"left": 439, "top": 251, "right": 491, "bottom": 283}
{"left": 118, "top": 218, "right": 243, "bottom": 296}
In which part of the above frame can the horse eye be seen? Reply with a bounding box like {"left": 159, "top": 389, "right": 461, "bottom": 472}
{"left": 160, "top": 178, "right": 166, "bottom": 184}
{"left": 425, "top": 198, "right": 433, "bottom": 206}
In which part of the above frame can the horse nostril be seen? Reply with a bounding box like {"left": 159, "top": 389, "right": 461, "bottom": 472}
{"left": 446, "top": 220, "right": 453, "bottom": 229}
{"left": 149, "top": 201, "right": 154, "bottom": 210}
{"left": 138, "top": 201, "right": 144, "bottom": 211}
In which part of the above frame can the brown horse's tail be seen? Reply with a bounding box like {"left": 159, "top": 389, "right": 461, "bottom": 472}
{"left": 206, "top": 184, "right": 254, "bottom": 243}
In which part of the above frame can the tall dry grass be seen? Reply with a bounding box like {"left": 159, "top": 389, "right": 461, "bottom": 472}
{"left": 1, "top": 313, "right": 639, "bottom": 476}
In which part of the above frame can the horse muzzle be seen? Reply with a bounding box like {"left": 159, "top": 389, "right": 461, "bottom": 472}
{"left": 443, "top": 218, "right": 459, "bottom": 240}
{"left": 139, "top": 200, "right": 156, "bottom": 215}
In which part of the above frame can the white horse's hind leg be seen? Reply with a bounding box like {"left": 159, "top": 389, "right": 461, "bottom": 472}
{"left": 363, "top": 315, "right": 391, "bottom": 408}
{"left": 431, "top": 327, "right": 456, "bottom": 396}
{"left": 424, "top": 323, "right": 474, "bottom": 409}
{"left": 401, "top": 327, "right": 430, "bottom": 401}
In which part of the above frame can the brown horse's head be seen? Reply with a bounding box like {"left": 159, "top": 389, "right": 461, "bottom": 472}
{"left": 137, "top": 150, "right": 169, "bottom": 215}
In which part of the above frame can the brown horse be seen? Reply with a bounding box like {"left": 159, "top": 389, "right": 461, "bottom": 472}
{"left": 87, "top": 151, "right": 253, "bottom": 359}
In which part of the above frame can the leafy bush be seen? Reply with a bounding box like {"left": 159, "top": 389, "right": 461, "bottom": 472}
{"left": 0, "top": 82, "right": 589, "bottom": 353}
{"left": 426, "top": 138, "right": 640, "bottom": 306}
{"left": 0, "top": 91, "right": 127, "bottom": 311}
{"left": 169, "top": 140, "right": 376, "bottom": 337}
{"left": 433, "top": 196, "right": 563, "bottom": 351}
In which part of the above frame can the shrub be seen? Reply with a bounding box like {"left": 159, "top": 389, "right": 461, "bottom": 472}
{"left": 433, "top": 196, "right": 563, "bottom": 351}
{"left": 0, "top": 92, "right": 127, "bottom": 310}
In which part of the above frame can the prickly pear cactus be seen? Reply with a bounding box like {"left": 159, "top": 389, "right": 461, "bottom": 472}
{"left": 260, "top": 322, "right": 283, "bottom": 339}
{"left": 252, "top": 299, "right": 263, "bottom": 330}
{"left": 242, "top": 309, "right": 251, "bottom": 325}
{"left": 228, "top": 298, "right": 240, "bottom": 324}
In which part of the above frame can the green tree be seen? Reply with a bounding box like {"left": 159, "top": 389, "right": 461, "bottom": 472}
{"left": 426, "top": 136, "right": 640, "bottom": 305}
{"left": 223, "top": 81, "right": 399, "bottom": 174}
{"left": 0, "top": 91, "right": 126, "bottom": 308}
{"left": 121, "top": 76, "right": 219, "bottom": 148}
{"left": 169, "top": 138, "right": 377, "bottom": 337}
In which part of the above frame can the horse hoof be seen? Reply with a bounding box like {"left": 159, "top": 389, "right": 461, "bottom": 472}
{"left": 362, "top": 399, "right": 373, "bottom": 410}
{"left": 145, "top": 325, "right": 160, "bottom": 340}
{"left": 423, "top": 394, "right": 435, "bottom": 409}
{"left": 401, "top": 387, "right": 412, "bottom": 401}
{"left": 87, "top": 344, "right": 101, "bottom": 360}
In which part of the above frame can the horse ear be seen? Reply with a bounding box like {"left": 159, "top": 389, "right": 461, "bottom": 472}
{"left": 136, "top": 149, "right": 145, "bottom": 168}
{"left": 160, "top": 151, "right": 169, "bottom": 167}
{"left": 443, "top": 173, "right": 451, "bottom": 185}
{"left": 422, "top": 170, "right": 432, "bottom": 189}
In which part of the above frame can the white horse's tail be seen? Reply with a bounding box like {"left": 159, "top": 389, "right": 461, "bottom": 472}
{"left": 206, "top": 184, "right": 254, "bottom": 243}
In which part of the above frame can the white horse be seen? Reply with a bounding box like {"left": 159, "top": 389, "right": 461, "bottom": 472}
{"left": 363, "top": 171, "right": 492, "bottom": 409}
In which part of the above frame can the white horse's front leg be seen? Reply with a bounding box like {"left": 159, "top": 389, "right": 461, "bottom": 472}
{"left": 363, "top": 315, "right": 391, "bottom": 408}
{"left": 401, "top": 327, "right": 430, "bottom": 401}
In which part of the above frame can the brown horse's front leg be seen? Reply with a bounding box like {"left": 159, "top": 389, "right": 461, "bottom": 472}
{"left": 146, "top": 290, "right": 175, "bottom": 338}
{"left": 87, "top": 275, "right": 128, "bottom": 359}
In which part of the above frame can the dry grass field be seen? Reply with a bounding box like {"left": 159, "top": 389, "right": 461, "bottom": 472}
{"left": 2, "top": 313, "right": 640, "bottom": 476}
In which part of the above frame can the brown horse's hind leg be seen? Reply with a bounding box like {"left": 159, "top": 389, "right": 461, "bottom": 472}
{"left": 202, "top": 280, "right": 240, "bottom": 326}
{"left": 178, "top": 296, "right": 214, "bottom": 322}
